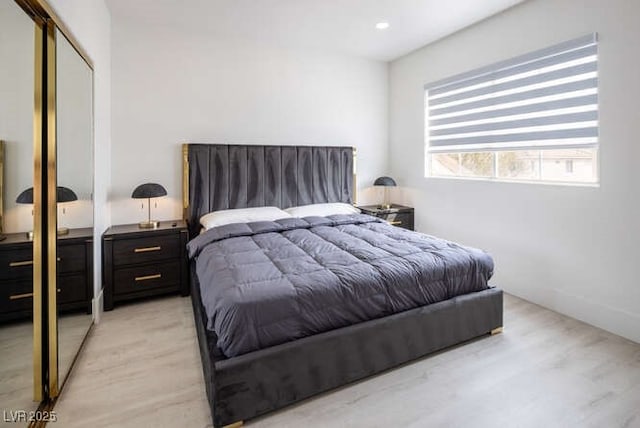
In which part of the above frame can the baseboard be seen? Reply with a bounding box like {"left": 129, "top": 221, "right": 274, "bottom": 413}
{"left": 92, "top": 288, "right": 104, "bottom": 324}
{"left": 505, "top": 286, "right": 640, "bottom": 344}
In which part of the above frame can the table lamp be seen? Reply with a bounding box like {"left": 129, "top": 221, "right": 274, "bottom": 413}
{"left": 373, "top": 176, "right": 397, "bottom": 210}
{"left": 131, "top": 183, "right": 167, "bottom": 229}
{"left": 16, "top": 186, "right": 78, "bottom": 238}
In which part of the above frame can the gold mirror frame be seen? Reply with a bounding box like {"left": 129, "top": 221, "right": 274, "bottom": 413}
{"left": 33, "top": 16, "right": 45, "bottom": 403}
{"left": 46, "top": 19, "right": 58, "bottom": 398}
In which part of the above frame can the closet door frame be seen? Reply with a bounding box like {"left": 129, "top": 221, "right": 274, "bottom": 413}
{"left": 15, "top": 0, "right": 94, "bottom": 402}
{"left": 33, "top": 12, "right": 45, "bottom": 403}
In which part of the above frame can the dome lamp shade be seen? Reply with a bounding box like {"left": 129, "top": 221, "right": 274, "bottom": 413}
{"left": 57, "top": 186, "right": 78, "bottom": 203}
{"left": 16, "top": 187, "right": 34, "bottom": 204}
{"left": 16, "top": 186, "right": 78, "bottom": 204}
{"left": 131, "top": 183, "right": 167, "bottom": 199}
{"left": 373, "top": 176, "right": 397, "bottom": 187}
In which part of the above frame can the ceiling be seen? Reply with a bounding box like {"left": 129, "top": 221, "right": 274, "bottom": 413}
{"left": 105, "top": 0, "right": 526, "bottom": 62}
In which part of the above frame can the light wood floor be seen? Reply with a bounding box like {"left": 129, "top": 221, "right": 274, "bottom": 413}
{"left": 0, "top": 312, "right": 91, "bottom": 425}
{"left": 54, "top": 294, "right": 640, "bottom": 428}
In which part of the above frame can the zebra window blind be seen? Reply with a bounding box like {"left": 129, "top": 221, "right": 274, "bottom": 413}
{"left": 425, "top": 34, "right": 598, "bottom": 153}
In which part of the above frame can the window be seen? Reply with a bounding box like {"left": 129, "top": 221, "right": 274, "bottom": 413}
{"left": 425, "top": 34, "right": 598, "bottom": 184}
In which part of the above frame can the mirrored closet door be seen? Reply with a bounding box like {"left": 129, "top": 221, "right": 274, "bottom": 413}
{"left": 1, "top": 0, "right": 96, "bottom": 416}
{"left": 0, "top": 0, "right": 44, "bottom": 412}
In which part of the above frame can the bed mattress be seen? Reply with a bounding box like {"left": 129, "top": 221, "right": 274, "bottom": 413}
{"left": 187, "top": 214, "right": 494, "bottom": 357}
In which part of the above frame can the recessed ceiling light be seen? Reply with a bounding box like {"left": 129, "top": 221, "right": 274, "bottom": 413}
{"left": 375, "top": 22, "right": 390, "bottom": 30}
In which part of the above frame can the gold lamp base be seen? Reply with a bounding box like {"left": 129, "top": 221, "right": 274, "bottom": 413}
{"left": 138, "top": 220, "right": 160, "bottom": 229}
{"left": 57, "top": 227, "right": 70, "bottom": 236}
{"left": 379, "top": 204, "right": 392, "bottom": 210}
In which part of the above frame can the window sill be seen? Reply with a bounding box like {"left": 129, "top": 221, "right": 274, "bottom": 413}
{"left": 424, "top": 174, "right": 600, "bottom": 188}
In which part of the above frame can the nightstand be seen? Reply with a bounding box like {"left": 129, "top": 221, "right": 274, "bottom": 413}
{"left": 0, "top": 228, "right": 93, "bottom": 323}
{"left": 102, "top": 220, "right": 188, "bottom": 310}
{"left": 358, "top": 204, "right": 415, "bottom": 231}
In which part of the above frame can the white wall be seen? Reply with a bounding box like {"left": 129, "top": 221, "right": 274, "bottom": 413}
{"left": 57, "top": 28, "right": 93, "bottom": 230}
{"left": 49, "top": 0, "right": 111, "bottom": 316}
{"left": 110, "top": 18, "right": 388, "bottom": 225}
{"left": 0, "top": 1, "right": 35, "bottom": 234}
{"left": 389, "top": 0, "right": 640, "bottom": 342}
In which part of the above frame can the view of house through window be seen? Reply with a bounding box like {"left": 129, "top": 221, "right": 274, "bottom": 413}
{"left": 430, "top": 148, "right": 597, "bottom": 183}
{"left": 425, "top": 34, "right": 599, "bottom": 185}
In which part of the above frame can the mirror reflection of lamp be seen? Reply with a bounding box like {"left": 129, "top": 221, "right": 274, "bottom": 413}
{"left": 15, "top": 187, "right": 34, "bottom": 240}
{"left": 56, "top": 186, "right": 78, "bottom": 235}
{"left": 16, "top": 186, "right": 78, "bottom": 240}
{"left": 131, "top": 183, "right": 167, "bottom": 229}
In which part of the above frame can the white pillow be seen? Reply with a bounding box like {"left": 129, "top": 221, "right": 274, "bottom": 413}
{"left": 200, "top": 206, "right": 292, "bottom": 230}
{"left": 284, "top": 202, "right": 360, "bottom": 218}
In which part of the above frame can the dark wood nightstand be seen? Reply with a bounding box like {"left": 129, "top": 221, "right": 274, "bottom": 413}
{"left": 102, "top": 220, "right": 188, "bottom": 310}
{"left": 0, "top": 228, "right": 93, "bottom": 323}
{"left": 358, "top": 204, "right": 415, "bottom": 231}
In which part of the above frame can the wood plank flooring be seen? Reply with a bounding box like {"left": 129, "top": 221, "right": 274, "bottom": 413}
{"left": 54, "top": 294, "right": 640, "bottom": 428}
{"left": 0, "top": 312, "right": 91, "bottom": 424}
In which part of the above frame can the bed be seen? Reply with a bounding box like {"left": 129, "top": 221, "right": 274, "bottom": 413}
{"left": 182, "top": 143, "right": 503, "bottom": 428}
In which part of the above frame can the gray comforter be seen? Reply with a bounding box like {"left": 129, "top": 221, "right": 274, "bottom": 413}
{"left": 187, "top": 214, "right": 494, "bottom": 357}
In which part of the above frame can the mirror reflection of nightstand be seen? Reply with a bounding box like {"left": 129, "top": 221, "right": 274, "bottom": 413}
{"left": 0, "top": 227, "right": 93, "bottom": 323}
{"left": 357, "top": 204, "right": 414, "bottom": 231}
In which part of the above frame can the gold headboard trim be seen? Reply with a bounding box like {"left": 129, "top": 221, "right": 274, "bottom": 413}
{"left": 182, "top": 143, "right": 189, "bottom": 219}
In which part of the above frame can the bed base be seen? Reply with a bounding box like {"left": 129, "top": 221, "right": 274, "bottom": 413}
{"left": 190, "top": 264, "right": 503, "bottom": 428}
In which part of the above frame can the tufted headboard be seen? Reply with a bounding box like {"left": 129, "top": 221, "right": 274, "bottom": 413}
{"left": 182, "top": 144, "right": 356, "bottom": 238}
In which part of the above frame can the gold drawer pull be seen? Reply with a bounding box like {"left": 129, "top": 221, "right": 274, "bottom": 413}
{"left": 10, "top": 292, "right": 33, "bottom": 300}
{"left": 134, "top": 246, "right": 161, "bottom": 253}
{"left": 135, "top": 273, "right": 162, "bottom": 282}
{"left": 10, "top": 289, "right": 60, "bottom": 300}
{"left": 388, "top": 221, "right": 402, "bottom": 225}
{"left": 9, "top": 260, "right": 33, "bottom": 267}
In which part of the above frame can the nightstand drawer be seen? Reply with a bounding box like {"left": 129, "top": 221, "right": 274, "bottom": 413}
{"left": 58, "top": 244, "right": 86, "bottom": 273}
{"left": 57, "top": 274, "right": 88, "bottom": 304}
{"left": 114, "top": 260, "right": 181, "bottom": 295}
{"left": 0, "top": 280, "right": 34, "bottom": 312}
{"left": 0, "top": 248, "right": 34, "bottom": 280}
{"left": 385, "top": 212, "right": 412, "bottom": 229}
{"left": 112, "top": 234, "right": 180, "bottom": 266}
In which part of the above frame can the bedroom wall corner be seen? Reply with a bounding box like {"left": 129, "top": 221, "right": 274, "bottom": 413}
{"left": 48, "top": 0, "right": 112, "bottom": 321}
{"left": 388, "top": 0, "right": 640, "bottom": 343}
